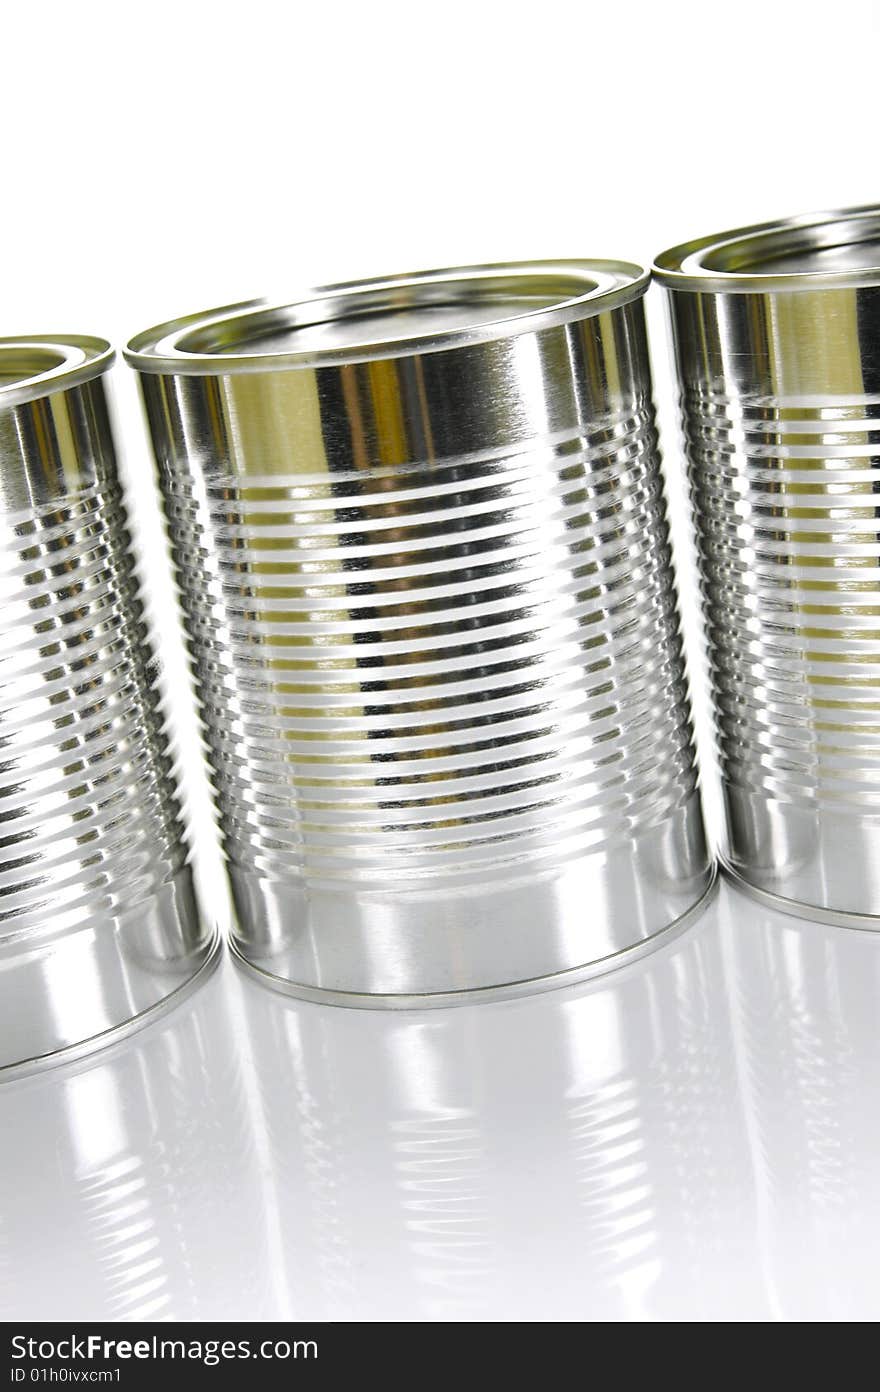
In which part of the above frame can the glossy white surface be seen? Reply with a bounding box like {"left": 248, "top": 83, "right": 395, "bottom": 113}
{"left": 2, "top": 0, "right": 880, "bottom": 1328}
{"left": 3, "top": 880, "right": 879, "bottom": 1323}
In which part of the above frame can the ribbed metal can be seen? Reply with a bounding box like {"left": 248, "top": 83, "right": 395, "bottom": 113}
{"left": 656, "top": 205, "right": 880, "bottom": 926}
{"left": 0, "top": 337, "right": 217, "bottom": 1075}
{"left": 126, "top": 262, "right": 714, "bottom": 1005}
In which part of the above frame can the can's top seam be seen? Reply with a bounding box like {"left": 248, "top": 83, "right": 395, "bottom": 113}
{"left": 0, "top": 336, "right": 114, "bottom": 409}
{"left": 654, "top": 202, "right": 880, "bottom": 294}
{"left": 123, "top": 260, "right": 649, "bottom": 376}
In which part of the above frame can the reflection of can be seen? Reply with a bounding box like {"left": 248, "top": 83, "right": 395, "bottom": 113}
{"left": 0, "top": 966, "right": 265, "bottom": 1319}
{"left": 127, "top": 263, "right": 713, "bottom": 1005}
{"left": 656, "top": 207, "right": 880, "bottom": 925}
{"left": 725, "top": 894, "right": 880, "bottom": 1319}
{"left": 0, "top": 338, "right": 217, "bottom": 1075}
{"left": 237, "top": 910, "right": 760, "bottom": 1320}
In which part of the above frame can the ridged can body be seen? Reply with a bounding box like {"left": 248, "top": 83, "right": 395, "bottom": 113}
{"left": 657, "top": 206, "right": 880, "bottom": 924}
{"left": 127, "top": 264, "right": 713, "bottom": 1004}
{"left": 0, "top": 339, "right": 216, "bottom": 1074}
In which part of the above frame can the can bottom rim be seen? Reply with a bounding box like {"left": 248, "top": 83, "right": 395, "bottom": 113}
{"left": 229, "top": 869, "right": 718, "bottom": 1011}
{"left": 0, "top": 930, "right": 222, "bottom": 1084}
{"left": 721, "top": 860, "right": 880, "bottom": 931}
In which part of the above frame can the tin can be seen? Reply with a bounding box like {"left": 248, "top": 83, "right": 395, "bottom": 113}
{"left": 0, "top": 337, "right": 217, "bottom": 1075}
{"left": 126, "top": 262, "right": 713, "bottom": 1005}
{"left": 656, "top": 205, "right": 880, "bottom": 925}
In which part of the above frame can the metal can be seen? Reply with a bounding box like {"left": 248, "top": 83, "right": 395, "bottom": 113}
{"left": 126, "top": 262, "right": 714, "bottom": 1005}
{"left": 656, "top": 205, "right": 880, "bottom": 925}
{"left": 0, "top": 337, "right": 217, "bottom": 1075}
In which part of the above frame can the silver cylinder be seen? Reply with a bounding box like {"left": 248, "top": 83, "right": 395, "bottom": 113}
{"left": 656, "top": 206, "right": 880, "bottom": 926}
{"left": 0, "top": 337, "right": 217, "bottom": 1075}
{"left": 126, "top": 263, "right": 713, "bottom": 1005}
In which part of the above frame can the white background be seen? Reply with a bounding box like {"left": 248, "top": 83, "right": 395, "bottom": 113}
{"left": 3, "top": 0, "right": 880, "bottom": 1322}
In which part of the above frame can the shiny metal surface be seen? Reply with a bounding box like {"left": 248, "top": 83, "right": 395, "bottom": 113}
{"left": 126, "top": 263, "right": 712, "bottom": 1003}
{"left": 0, "top": 337, "right": 217, "bottom": 1075}
{"left": 656, "top": 207, "right": 880, "bottom": 924}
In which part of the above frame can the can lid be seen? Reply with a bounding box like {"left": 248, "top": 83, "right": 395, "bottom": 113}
{"left": 654, "top": 204, "right": 880, "bottom": 294}
{"left": 0, "top": 336, "right": 114, "bottom": 409}
{"left": 124, "top": 261, "right": 648, "bottom": 375}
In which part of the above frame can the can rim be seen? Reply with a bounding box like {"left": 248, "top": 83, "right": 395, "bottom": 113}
{"left": 123, "top": 260, "right": 649, "bottom": 376}
{"left": 228, "top": 867, "right": 718, "bottom": 1010}
{"left": 0, "top": 335, "right": 114, "bottom": 409}
{"left": 653, "top": 203, "right": 880, "bottom": 293}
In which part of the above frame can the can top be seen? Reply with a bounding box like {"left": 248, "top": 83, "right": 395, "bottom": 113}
{"left": 654, "top": 204, "right": 880, "bottom": 294}
{"left": 0, "top": 335, "right": 114, "bottom": 409}
{"left": 124, "top": 260, "right": 648, "bottom": 376}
